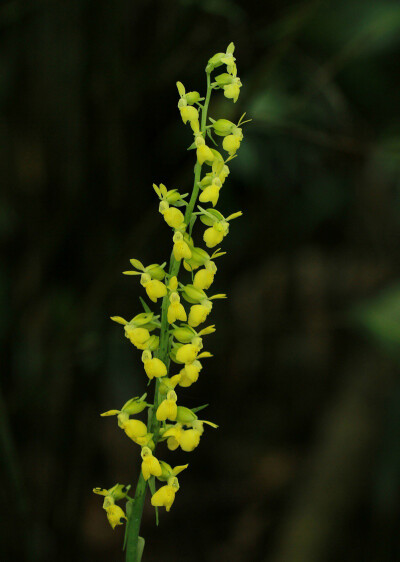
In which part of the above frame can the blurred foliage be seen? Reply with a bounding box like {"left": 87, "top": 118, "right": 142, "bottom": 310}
{"left": 1, "top": 0, "right": 400, "bottom": 560}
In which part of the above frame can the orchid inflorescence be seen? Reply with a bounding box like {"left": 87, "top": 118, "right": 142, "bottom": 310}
{"left": 93, "top": 42, "right": 248, "bottom": 560}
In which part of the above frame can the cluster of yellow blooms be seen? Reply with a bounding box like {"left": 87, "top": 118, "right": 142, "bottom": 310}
{"left": 93, "top": 43, "right": 248, "bottom": 542}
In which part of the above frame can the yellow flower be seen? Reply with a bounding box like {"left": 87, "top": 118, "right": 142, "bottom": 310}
{"left": 124, "top": 326, "right": 151, "bottom": 349}
{"left": 222, "top": 132, "right": 242, "bottom": 156}
{"left": 180, "top": 104, "right": 199, "bottom": 125}
{"left": 167, "top": 292, "right": 187, "bottom": 323}
{"left": 193, "top": 262, "right": 217, "bottom": 290}
{"left": 141, "top": 350, "right": 167, "bottom": 379}
{"left": 199, "top": 179, "right": 221, "bottom": 207}
{"left": 178, "top": 360, "right": 202, "bottom": 387}
{"left": 159, "top": 373, "right": 181, "bottom": 395}
{"left": 140, "top": 273, "right": 167, "bottom": 302}
{"left": 141, "top": 446, "right": 162, "bottom": 481}
{"left": 120, "top": 419, "right": 148, "bottom": 441}
{"left": 162, "top": 423, "right": 183, "bottom": 450}
{"left": 151, "top": 477, "right": 179, "bottom": 512}
{"left": 105, "top": 503, "right": 127, "bottom": 530}
{"left": 203, "top": 223, "right": 227, "bottom": 248}
{"left": 175, "top": 338, "right": 202, "bottom": 364}
{"left": 160, "top": 202, "right": 185, "bottom": 229}
{"left": 162, "top": 423, "right": 201, "bottom": 452}
{"left": 173, "top": 231, "right": 192, "bottom": 261}
{"left": 223, "top": 80, "right": 241, "bottom": 102}
{"left": 179, "top": 428, "right": 201, "bottom": 452}
{"left": 156, "top": 390, "right": 178, "bottom": 421}
{"left": 188, "top": 301, "right": 212, "bottom": 327}
{"left": 195, "top": 136, "right": 214, "bottom": 165}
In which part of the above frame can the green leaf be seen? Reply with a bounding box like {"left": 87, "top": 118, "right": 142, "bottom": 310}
{"left": 192, "top": 403, "right": 209, "bottom": 414}
{"left": 207, "top": 129, "right": 218, "bottom": 147}
{"left": 140, "top": 297, "right": 152, "bottom": 314}
{"left": 138, "top": 536, "right": 145, "bottom": 561}
{"left": 123, "top": 500, "right": 134, "bottom": 550}
{"left": 148, "top": 477, "right": 159, "bottom": 526}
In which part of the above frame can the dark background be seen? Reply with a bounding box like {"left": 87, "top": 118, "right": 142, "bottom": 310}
{"left": 2, "top": 0, "right": 400, "bottom": 560}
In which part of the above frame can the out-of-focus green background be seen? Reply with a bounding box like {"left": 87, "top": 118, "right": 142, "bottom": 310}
{"left": 2, "top": 0, "right": 400, "bottom": 560}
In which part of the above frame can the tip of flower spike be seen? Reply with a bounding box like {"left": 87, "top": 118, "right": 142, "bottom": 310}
{"left": 226, "top": 42, "right": 235, "bottom": 55}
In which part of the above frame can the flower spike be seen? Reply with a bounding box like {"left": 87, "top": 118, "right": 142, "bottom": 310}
{"left": 95, "top": 43, "right": 248, "bottom": 557}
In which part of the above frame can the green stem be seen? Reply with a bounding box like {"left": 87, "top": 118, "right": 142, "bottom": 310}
{"left": 184, "top": 71, "right": 212, "bottom": 222}
{"left": 124, "top": 473, "right": 147, "bottom": 561}
{"left": 125, "top": 70, "right": 212, "bottom": 562}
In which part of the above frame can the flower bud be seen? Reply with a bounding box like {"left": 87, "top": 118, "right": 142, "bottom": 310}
{"left": 172, "top": 325, "right": 196, "bottom": 343}
{"left": 206, "top": 52, "right": 225, "bottom": 72}
{"left": 183, "top": 246, "right": 210, "bottom": 271}
{"left": 166, "top": 190, "right": 182, "bottom": 204}
{"left": 159, "top": 460, "right": 174, "bottom": 481}
{"left": 214, "top": 72, "right": 233, "bottom": 86}
{"left": 159, "top": 200, "right": 169, "bottom": 213}
{"left": 144, "top": 263, "right": 166, "bottom": 281}
{"left": 211, "top": 118, "right": 236, "bottom": 136}
{"left": 145, "top": 335, "right": 160, "bottom": 351}
{"left": 181, "top": 284, "right": 207, "bottom": 303}
{"left": 131, "top": 312, "right": 155, "bottom": 327}
{"left": 185, "top": 91, "right": 201, "bottom": 104}
{"left": 121, "top": 396, "right": 148, "bottom": 415}
{"left": 176, "top": 406, "right": 198, "bottom": 424}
